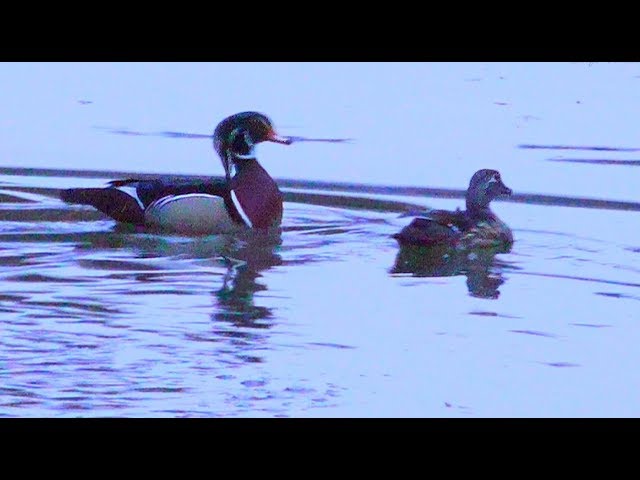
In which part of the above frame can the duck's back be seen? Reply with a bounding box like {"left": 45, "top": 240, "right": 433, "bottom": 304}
{"left": 393, "top": 210, "right": 468, "bottom": 247}
{"left": 458, "top": 216, "right": 513, "bottom": 249}
{"left": 394, "top": 208, "right": 513, "bottom": 249}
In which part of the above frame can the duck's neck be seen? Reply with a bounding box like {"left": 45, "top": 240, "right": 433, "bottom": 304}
{"left": 466, "top": 202, "right": 497, "bottom": 222}
{"left": 232, "top": 157, "right": 278, "bottom": 187}
{"left": 232, "top": 156, "right": 259, "bottom": 174}
{"left": 229, "top": 157, "right": 283, "bottom": 230}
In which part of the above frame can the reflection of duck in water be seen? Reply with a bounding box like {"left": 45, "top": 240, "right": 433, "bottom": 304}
{"left": 392, "top": 169, "right": 514, "bottom": 299}
{"left": 212, "top": 231, "right": 283, "bottom": 329}
{"left": 79, "top": 226, "right": 283, "bottom": 327}
{"left": 391, "top": 244, "right": 511, "bottom": 299}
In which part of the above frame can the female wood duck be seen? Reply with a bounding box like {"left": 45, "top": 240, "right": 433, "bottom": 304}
{"left": 393, "top": 169, "right": 514, "bottom": 249}
{"left": 60, "top": 112, "right": 292, "bottom": 235}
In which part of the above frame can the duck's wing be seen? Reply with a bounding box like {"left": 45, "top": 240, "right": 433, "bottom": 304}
{"left": 60, "top": 186, "right": 146, "bottom": 225}
{"left": 393, "top": 217, "right": 460, "bottom": 246}
{"left": 60, "top": 177, "right": 231, "bottom": 225}
{"left": 393, "top": 209, "right": 470, "bottom": 246}
{"left": 111, "top": 177, "right": 230, "bottom": 208}
{"left": 425, "top": 208, "right": 470, "bottom": 231}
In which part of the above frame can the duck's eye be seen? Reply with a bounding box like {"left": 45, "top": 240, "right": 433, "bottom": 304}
{"left": 228, "top": 128, "right": 253, "bottom": 155}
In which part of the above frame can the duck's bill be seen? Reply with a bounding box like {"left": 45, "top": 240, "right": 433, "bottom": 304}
{"left": 282, "top": 135, "right": 353, "bottom": 144}
{"left": 266, "top": 132, "right": 352, "bottom": 145}
{"left": 266, "top": 131, "right": 294, "bottom": 145}
{"left": 500, "top": 185, "right": 513, "bottom": 196}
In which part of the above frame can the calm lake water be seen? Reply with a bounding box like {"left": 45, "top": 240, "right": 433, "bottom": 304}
{"left": 1, "top": 62, "right": 639, "bottom": 417}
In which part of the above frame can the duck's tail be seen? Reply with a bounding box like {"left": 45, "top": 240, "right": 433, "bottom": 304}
{"left": 60, "top": 187, "right": 146, "bottom": 225}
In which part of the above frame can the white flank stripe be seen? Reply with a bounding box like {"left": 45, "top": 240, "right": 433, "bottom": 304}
{"left": 150, "top": 195, "right": 178, "bottom": 211}
{"left": 117, "top": 186, "right": 145, "bottom": 210}
{"left": 145, "top": 193, "right": 239, "bottom": 234}
{"left": 230, "top": 190, "right": 252, "bottom": 228}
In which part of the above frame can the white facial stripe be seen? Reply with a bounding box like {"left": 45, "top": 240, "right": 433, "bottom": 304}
{"left": 230, "top": 190, "right": 252, "bottom": 228}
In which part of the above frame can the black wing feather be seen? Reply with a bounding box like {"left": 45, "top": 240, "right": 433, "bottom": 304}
{"left": 60, "top": 188, "right": 145, "bottom": 225}
{"left": 393, "top": 209, "right": 470, "bottom": 246}
{"left": 61, "top": 177, "right": 235, "bottom": 226}
{"left": 134, "top": 178, "right": 230, "bottom": 208}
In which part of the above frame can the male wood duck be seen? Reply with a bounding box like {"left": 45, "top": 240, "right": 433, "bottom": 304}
{"left": 393, "top": 169, "right": 514, "bottom": 249}
{"left": 60, "top": 112, "right": 292, "bottom": 235}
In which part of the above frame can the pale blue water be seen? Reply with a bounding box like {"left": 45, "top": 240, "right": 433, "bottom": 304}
{"left": 1, "top": 62, "right": 639, "bottom": 417}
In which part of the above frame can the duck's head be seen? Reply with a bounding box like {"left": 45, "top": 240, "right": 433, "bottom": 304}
{"left": 213, "top": 112, "right": 291, "bottom": 178}
{"left": 466, "top": 169, "right": 512, "bottom": 210}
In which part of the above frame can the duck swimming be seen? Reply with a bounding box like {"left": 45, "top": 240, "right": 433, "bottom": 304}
{"left": 60, "top": 112, "right": 292, "bottom": 235}
{"left": 393, "top": 169, "right": 513, "bottom": 249}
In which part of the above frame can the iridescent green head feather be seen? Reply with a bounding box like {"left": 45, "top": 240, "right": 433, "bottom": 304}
{"left": 212, "top": 112, "right": 291, "bottom": 179}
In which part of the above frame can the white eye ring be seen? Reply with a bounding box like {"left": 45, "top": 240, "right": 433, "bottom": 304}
{"left": 487, "top": 174, "right": 500, "bottom": 186}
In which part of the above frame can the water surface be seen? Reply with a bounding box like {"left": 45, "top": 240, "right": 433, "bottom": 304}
{"left": 1, "top": 168, "right": 639, "bottom": 417}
